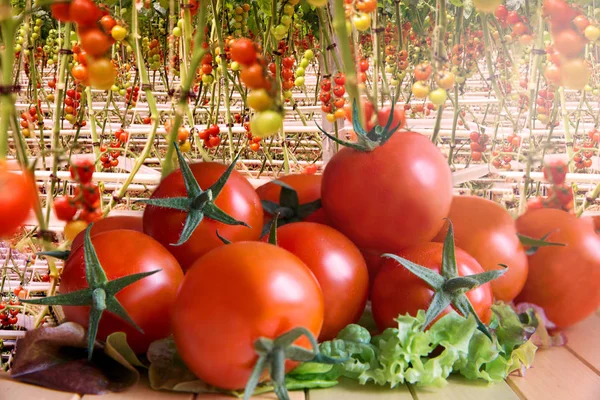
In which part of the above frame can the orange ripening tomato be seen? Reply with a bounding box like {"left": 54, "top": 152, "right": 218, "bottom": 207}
{"left": 432, "top": 196, "right": 528, "bottom": 302}
{"left": 515, "top": 209, "right": 600, "bottom": 330}
{"left": 172, "top": 242, "right": 323, "bottom": 390}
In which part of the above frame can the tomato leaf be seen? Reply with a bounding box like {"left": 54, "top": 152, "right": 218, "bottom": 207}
{"left": 10, "top": 322, "right": 140, "bottom": 394}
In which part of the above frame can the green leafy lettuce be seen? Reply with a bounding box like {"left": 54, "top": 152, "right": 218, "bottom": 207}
{"left": 289, "top": 303, "right": 537, "bottom": 388}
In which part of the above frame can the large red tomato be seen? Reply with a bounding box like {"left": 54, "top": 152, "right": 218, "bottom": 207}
{"left": 515, "top": 209, "right": 600, "bottom": 329}
{"left": 71, "top": 215, "right": 143, "bottom": 251}
{"left": 0, "top": 168, "right": 35, "bottom": 238}
{"left": 143, "top": 162, "right": 263, "bottom": 271}
{"left": 255, "top": 174, "right": 330, "bottom": 225}
{"left": 371, "top": 243, "right": 493, "bottom": 331}
{"left": 60, "top": 230, "right": 184, "bottom": 354}
{"left": 321, "top": 131, "right": 452, "bottom": 253}
{"left": 432, "top": 196, "right": 528, "bottom": 302}
{"left": 171, "top": 242, "right": 323, "bottom": 390}
{"left": 275, "top": 222, "right": 369, "bottom": 340}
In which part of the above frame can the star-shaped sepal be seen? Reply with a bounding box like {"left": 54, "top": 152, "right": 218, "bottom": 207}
{"left": 260, "top": 181, "right": 321, "bottom": 237}
{"left": 22, "top": 224, "right": 161, "bottom": 359}
{"left": 243, "top": 327, "right": 346, "bottom": 400}
{"left": 140, "top": 143, "right": 250, "bottom": 246}
{"left": 382, "top": 220, "right": 507, "bottom": 339}
{"left": 315, "top": 97, "right": 403, "bottom": 152}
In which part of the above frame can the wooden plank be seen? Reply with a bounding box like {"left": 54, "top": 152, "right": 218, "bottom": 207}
{"left": 308, "top": 378, "right": 414, "bottom": 400}
{"left": 565, "top": 314, "right": 600, "bottom": 373}
{"left": 80, "top": 378, "right": 194, "bottom": 400}
{"left": 413, "top": 376, "right": 518, "bottom": 400}
{"left": 196, "top": 389, "right": 305, "bottom": 399}
{"left": 0, "top": 373, "right": 80, "bottom": 400}
{"left": 507, "top": 346, "right": 600, "bottom": 400}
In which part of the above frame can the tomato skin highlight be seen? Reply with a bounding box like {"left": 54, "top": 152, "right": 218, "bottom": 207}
{"left": 172, "top": 242, "right": 324, "bottom": 390}
{"left": 321, "top": 131, "right": 452, "bottom": 253}
{"left": 371, "top": 242, "right": 493, "bottom": 331}
{"left": 515, "top": 209, "right": 600, "bottom": 329}
{"left": 432, "top": 196, "right": 529, "bottom": 302}
{"left": 143, "top": 162, "right": 263, "bottom": 271}
{"left": 61, "top": 230, "right": 184, "bottom": 354}
{"left": 275, "top": 222, "right": 369, "bottom": 340}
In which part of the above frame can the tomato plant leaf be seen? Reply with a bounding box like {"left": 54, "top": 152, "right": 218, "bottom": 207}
{"left": 105, "top": 332, "right": 146, "bottom": 368}
{"left": 10, "top": 322, "right": 139, "bottom": 394}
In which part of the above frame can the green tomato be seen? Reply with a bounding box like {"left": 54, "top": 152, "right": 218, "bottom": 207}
{"left": 283, "top": 4, "right": 294, "bottom": 15}
{"left": 173, "top": 27, "right": 182, "bottom": 37}
{"left": 119, "top": 89, "right": 126, "bottom": 96}
{"left": 304, "top": 50, "right": 314, "bottom": 60}
{"left": 275, "top": 24, "right": 288, "bottom": 36}
{"left": 295, "top": 67, "right": 305, "bottom": 77}
{"left": 202, "top": 74, "right": 214, "bottom": 84}
{"left": 251, "top": 111, "right": 283, "bottom": 138}
{"left": 14, "top": 44, "right": 22, "bottom": 53}
{"left": 283, "top": 90, "right": 293, "bottom": 99}
{"left": 111, "top": 85, "right": 119, "bottom": 92}
{"left": 593, "top": 89, "right": 600, "bottom": 95}
{"left": 231, "top": 61, "right": 240, "bottom": 71}
{"left": 299, "top": 58, "right": 309, "bottom": 68}
{"left": 177, "top": 19, "right": 184, "bottom": 29}
{"left": 352, "top": 13, "right": 371, "bottom": 32}
{"left": 428, "top": 88, "right": 447, "bottom": 106}
{"left": 281, "top": 15, "right": 292, "bottom": 26}
{"left": 294, "top": 77, "right": 305, "bottom": 86}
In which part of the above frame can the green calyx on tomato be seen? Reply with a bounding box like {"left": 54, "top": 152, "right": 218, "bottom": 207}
{"left": 517, "top": 232, "right": 566, "bottom": 255}
{"left": 22, "top": 224, "right": 160, "bottom": 359}
{"left": 316, "top": 99, "right": 403, "bottom": 152}
{"left": 383, "top": 221, "right": 506, "bottom": 339}
{"left": 260, "top": 181, "right": 322, "bottom": 236}
{"left": 243, "top": 326, "right": 345, "bottom": 400}
{"left": 140, "top": 143, "right": 250, "bottom": 245}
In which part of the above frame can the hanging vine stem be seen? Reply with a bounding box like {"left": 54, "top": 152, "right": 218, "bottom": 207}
{"left": 332, "top": 0, "right": 362, "bottom": 125}
{"left": 101, "top": 1, "right": 166, "bottom": 216}
{"left": 161, "top": 1, "right": 209, "bottom": 177}
{"left": 211, "top": 0, "right": 235, "bottom": 162}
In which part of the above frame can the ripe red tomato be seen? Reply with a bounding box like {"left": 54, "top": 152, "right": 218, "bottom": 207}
{"left": 255, "top": 174, "right": 330, "bottom": 225}
{"left": 230, "top": 38, "right": 257, "bottom": 66}
{"left": 53, "top": 196, "right": 78, "bottom": 222}
{"left": 69, "top": 159, "right": 95, "bottom": 183}
{"left": 172, "top": 242, "right": 324, "bottom": 390}
{"left": 432, "top": 196, "right": 528, "bottom": 302}
{"left": 51, "top": 3, "right": 71, "bottom": 22}
{"left": 515, "top": 209, "right": 600, "bottom": 329}
{"left": 143, "top": 162, "right": 263, "bottom": 271}
{"left": 321, "top": 131, "right": 452, "bottom": 254}
{"left": 553, "top": 29, "right": 586, "bottom": 59}
{"left": 60, "top": 230, "right": 184, "bottom": 353}
{"left": 71, "top": 215, "right": 143, "bottom": 252}
{"left": 69, "top": 0, "right": 102, "bottom": 27}
{"left": 79, "top": 28, "right": 113, "bottom": 57}
{"left": 0, "top": 168, "right": 35, "bottom": 238}
{"left": 371, "top": 243, "right": 493, "bottom": 330}
{"left": 275, "top": 222, "right": 369, "bottom": 340}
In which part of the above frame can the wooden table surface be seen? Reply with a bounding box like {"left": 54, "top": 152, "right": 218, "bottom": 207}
{"left": 1, "top": 311, "right": 599, "bottom": 400}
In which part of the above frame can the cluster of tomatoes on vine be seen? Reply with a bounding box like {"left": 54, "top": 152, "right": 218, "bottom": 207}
{"left": 320, "top": 73, "right": 347, "bottom": 123}
{"left": 0, "top": 298, "right": 21, "bottom": 328}
{"left": 19, "top": 101, "right": 42, "bottom": 138}
{"left": 534, "top": 87, "right": 557, "bottom": 126}
{"left": 494, "top": 5, "right": 532, "bottom": 44}
{"left": 528, "top": 159, "right": 573, "bottom": 212}
{"left": 198, "top": 124, "right": 222, "bottom": 149}
{"left": 468, "top": 131, "right": 490, "bottom": 163}
{"left": 411, "top": 63, "right": 449, "bottom": 106}
{"left": 542, "top": 0, "right": 595, "bottom": 90}
{"left": 125, "top": 86, "right": 140, "bottom": 107}
{"left": 574, "top": 137, "right": 597, "bottom": 171}
{"left": 51, "top": 0, "right": 127, "bottom": 90}
{"left": 243, "top": 122, "right": 262, "bottom": 152}
{"left": 492, "top": 133, "right": 522, "bottom": 169}
{"left": 63, "top": 88, "right": 83, "bottom": 124}
{"left": 53, "top": 159, "right": 102, "bottom": 239}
